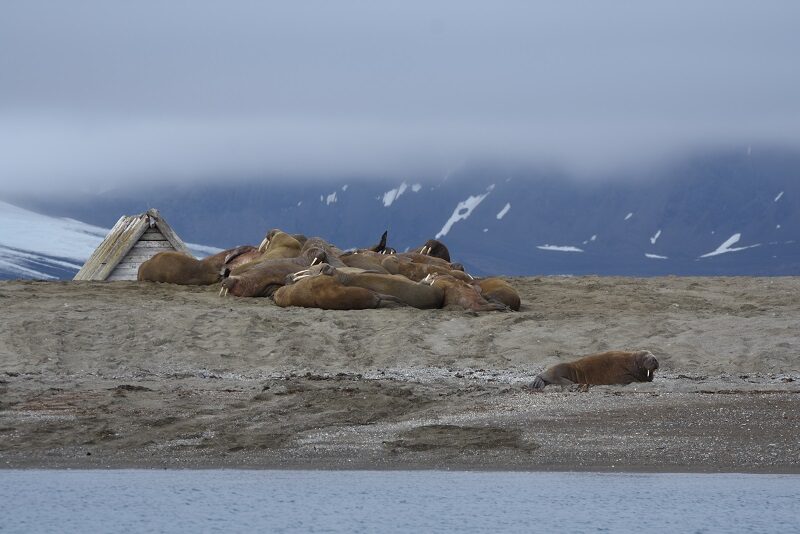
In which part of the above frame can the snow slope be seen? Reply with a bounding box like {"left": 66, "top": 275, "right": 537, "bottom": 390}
{"left": 0, "top": 201, "right": 219, "bottom": 280}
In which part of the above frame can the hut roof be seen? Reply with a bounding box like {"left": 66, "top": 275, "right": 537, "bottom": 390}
{"left": 73, "top": 209, "right": 190, "bottom": 281}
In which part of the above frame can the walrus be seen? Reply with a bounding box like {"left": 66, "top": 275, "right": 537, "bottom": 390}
{"left": 340, "top": 251, "right": 391, "bottom": 273}
{"left": 227, "top": 231, "right": 307, "bottom": 275}
{"left": 473, "top": 277, "right": 520, "bottom": 311}
{"left": 137, "top": 245, "right": 257, "bottom": 285}
{"left": 259, "top": 230, "right": 303, "bottom": 259}
{"left": 220, "top": 247, "right": 326, "bottom": 297}
{"left": 381, "top": 255, "right": 472, "bottom": 283}
{"left": 396, "top": 252, "right": 454, "bottom": 269}
{"left": 300, "top": 237, "right": 347, "bottom": 268}
{"left": 531, "top": 350, "right": 659, "bottom": 389}
{"left": 421, "top": 273, "right": 507, "bottom": 312}
{"left": 368, "top": 230, "right": 389, "bottom": 253}
{"left": 415, "top": 239, "right": 451, "bottom": 262}
{"left": 273, "top": 275, "right": 404, "bottom": 310}
{"left": 296, "top": 264, "right": 444, "bottom": 309}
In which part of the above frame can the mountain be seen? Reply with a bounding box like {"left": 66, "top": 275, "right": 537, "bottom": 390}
{"left": 3, "top": 148, "right": 798, "bottom": 279}
{"left": 0, "top": 201, "right": 219, "bottom": 280}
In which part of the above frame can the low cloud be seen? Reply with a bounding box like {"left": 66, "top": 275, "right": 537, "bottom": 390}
{"left": 1, "top": 1, "right": 799, "bottom": 193}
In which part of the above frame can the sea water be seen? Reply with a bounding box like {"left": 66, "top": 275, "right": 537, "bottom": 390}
{"left": 1, "top": 470, "right": 798, "bottom": 533}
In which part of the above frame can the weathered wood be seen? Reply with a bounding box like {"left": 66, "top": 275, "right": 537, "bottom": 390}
{"left": 73, "top": 208, "right": 195, "bottom": 280}
{"left": 107, "top": 272, "right": 138, "bottom": 281}
{"left": 74, "top": 215, "right": 148, "bottom": 280}
{"left": 149, "top": 209, "right": 191, "bottom": 255}
{"left": 139, "top": 232, "right": 167, "bottom": 241}
{"left": 119, "top": 250, "right": 165, "bottom": 263}
{"left": 130, "top": 241, "right": 174, "bottom": 249}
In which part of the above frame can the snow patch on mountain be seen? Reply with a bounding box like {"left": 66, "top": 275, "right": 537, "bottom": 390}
{"left": 411, "top": 183, "right": 422, "bottom": 193}
{"left": 645, "top": 253, "right": 668, "bottom": 260}
{"left": 537, "top": 245, "right": 584, "bottom": 253}
{"left": 382, "top": 182, "right": 409, "bottom": 207}
{"left": 326, "top": 192, "right": 337, "bottom": 205}
{"left": 435, "top": 185, "right": 493, "bottom": 239}
{"left": 774, "top": 191, "right": 784, "bottom": 202}
{"left": 496, "top": 203, "right": 510, "bottom": 220}
{"left": 624, "top": 212, "right": 633, "bottom": 221}
{"left": 700, "top": 233, "right": 761, "bottom": 258}
{"left": 650, "top": 230, "right": 662, "bottom": 245}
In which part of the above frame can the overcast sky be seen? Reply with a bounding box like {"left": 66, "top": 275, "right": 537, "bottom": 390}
{"left": 1, "top": 1, "right": 799, "bottom": 193}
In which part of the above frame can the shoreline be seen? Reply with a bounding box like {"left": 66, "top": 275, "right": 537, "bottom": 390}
{"left": 1, "top": 277, "right": 799, "bottom": 472}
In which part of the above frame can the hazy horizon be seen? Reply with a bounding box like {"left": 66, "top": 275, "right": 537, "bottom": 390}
{"left": 2, "top": 1, "right": 799, "bottom": 194}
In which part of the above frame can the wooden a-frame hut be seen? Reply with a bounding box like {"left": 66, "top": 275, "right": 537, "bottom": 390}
{"left": 74, "top": 209, "right": 190, "bottom": 281}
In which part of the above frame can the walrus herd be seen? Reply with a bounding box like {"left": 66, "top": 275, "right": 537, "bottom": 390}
{"left": 137, "top": 230, "right": 660, "bottom": 389}
{"left": 138, "top": 230, "right": 520, "bottom": 312}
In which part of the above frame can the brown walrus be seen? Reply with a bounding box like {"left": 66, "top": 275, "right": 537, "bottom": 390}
{"left": 300, "top": 237, "right": 347, "bottom": 268}
{"left": 296, "top": 264, "right": 444, "bottom": 309}
{"left": 473, "top": 277, "right": 521, "bottom": 311}
{"left": 137, "top": 246, "right": 257, "bottom": 285}
{"left": 273, "top": 275, "right": 404, "bottom": 310}
{"left": 531, "top": 350, "right": 659, "bottom": 389}
{"left": 340, "top": 251, "right": 391, "bottom": 274}
{"left": 421, "top": 273, "right": 507, "bottom": 312}
{"left": 220, "top": 247, "right": 326, "bottom": 297}
{"left": 381, "top": 255, "right": 472, "bottom": 283}
{"left": 259, "top": 230, "right": 303, "bottom": 259}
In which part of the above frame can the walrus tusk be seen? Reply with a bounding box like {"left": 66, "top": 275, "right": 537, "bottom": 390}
{"left": 219, "top": 286, "right": 228, "bottom": 297}
{"left": 466, "top": 273, "right": 474, "bottom": 280}
{"left": 647, "top": 369, "right": 651, "bottom": 377}
{"left": 258, "top": 237, "right": 269, "bottom": 252}
{"left": 310, "top": 258, "right": 320, "bottom": 266}
{"left": 421, "top": 246, "right": 429, "bottom": 255}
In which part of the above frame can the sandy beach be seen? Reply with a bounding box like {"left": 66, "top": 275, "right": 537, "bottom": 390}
{"left": 1, "top": 276, "right": 798, "bottom": 472}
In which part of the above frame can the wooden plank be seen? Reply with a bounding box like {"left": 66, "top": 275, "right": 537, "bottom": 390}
{"left": 107, "top": 272, "right": 138, "bottom": 281}
{"left": 109, "top": 265, "right": 141, "bottom": 275}
{"left": 148, "top": 209, "right": 191, "bottom": 255}
{"left": 131, "top": 241, "right": 174, "bottom": 249}
{"left": 119, "top": 251, "right": 165, "bottom": 262}
{"left": 74, "top": 215, "right": 149, "bottom": 280}
{"left": 139, "top": 232, "right": 167, "bottom": 241}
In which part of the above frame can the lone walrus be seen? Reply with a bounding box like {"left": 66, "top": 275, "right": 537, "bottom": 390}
{"left": 531, "top": 350, "right": 659, "bottom": 389}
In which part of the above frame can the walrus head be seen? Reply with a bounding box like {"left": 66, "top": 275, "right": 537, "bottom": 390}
{"left": 634, "top": 350, "right": 659, "bottom": 381}
{"left": 287, "top": 263, "right": 336, "bottom": 284}
{"left": 420, "top": 239, "right": 451, "bottom": 262}
{"left": 302, "top": 247, "right": 327, "bottom": 266}
{"left": 258, "top": 229, "right": 284, "bottom": 252}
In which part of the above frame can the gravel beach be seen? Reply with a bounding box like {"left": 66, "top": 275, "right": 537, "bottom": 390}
{"left": 1, "top": 277, "right": 798, "bottom": 471}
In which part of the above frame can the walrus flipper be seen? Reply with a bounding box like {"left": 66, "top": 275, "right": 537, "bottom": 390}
{"left": 223, "top": 245, "right": 256, "bottom": 265}
{"left": 375, "top": 293, "right": 408, "bottom": 309}
{"left": 369, "top": 231, "right": 388, "bottom": 253}
{"left": 531, "top": 376, "right": 547, "bottom": 390}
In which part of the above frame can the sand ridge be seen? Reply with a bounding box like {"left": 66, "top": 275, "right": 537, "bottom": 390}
{"left": 0, "top": 277, "right": 798, "bottom": 471}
